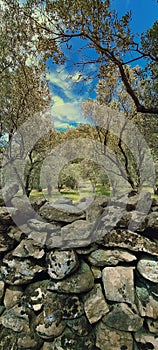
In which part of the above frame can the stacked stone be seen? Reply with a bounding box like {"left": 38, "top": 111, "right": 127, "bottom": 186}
{"left": 0, "top": 193, "right": 158, "bottom": 350}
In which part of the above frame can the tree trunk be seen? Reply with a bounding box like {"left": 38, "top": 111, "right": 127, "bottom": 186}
{"left": 47, "top": 184, "right": 52, "bottom": 197}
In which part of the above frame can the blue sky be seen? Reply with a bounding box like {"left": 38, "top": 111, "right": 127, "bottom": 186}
{"left": 112, "top": 0, "right": 158, "bottom": 32}
{"left": 47, "top": 0, "right": 158, "bottom": 131}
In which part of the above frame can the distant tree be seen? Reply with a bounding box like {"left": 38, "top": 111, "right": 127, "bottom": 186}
{"left": 81, "top": 98, "right": 151, "bottom": 193}
{"left": 79, "top": 158, "right": 108, "bottom": 193}
{"left": 58, "top": 162, "right": 80, "bottom": 190}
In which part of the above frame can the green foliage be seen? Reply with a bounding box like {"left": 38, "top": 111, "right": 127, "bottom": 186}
{"left": 20, "top": 0, "right": 158, "bottom": 114}
{"left": 0, "top": 0, "right": 52, "bottom": 196}
{"left": 58, "top": 162, "right": 80, "bottom": 190}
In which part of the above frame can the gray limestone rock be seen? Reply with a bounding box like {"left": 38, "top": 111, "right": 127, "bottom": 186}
{"left": 84, "top": 283, "right": 109, "bottom": 324}
{"left": 152, "top": 197, "right": 158, "bottom": 206}
{"left": 102, "top": 266, "right": 135, "bottom": 303}
{"left": 46, "top": 230, "right": 64, "bottom": 249}
{"left": 0, "top": 206, "right": 16, "bottom": 228}
{"left": 28, "top": 218, "right": 49, "bottom": 231}
{"left": 60, "top": 219, "right": 94, "bottom": 247}
{"left": 7, "top": 226, "right": 26, "bottom": 242}
{"left": 102, "top": 303, "right": 143, "bottom": 331}
{"left": 91, "top": 266, "right": 102, "bottom": 279}
{"left": 0, "top": 304, "right": 30, "bottom": 333}
{"left": 101, "top": 229, "right": 158, "bottom": 257}
{"left": 24, "top": 280, "right": 49, "bottom": 312}
{"left": 90, "top": 205, "right": 126, "bottom": 240}
{"left": 25, "top": 281, "right": 84, "bottom": 319}
{"left": 76, "top": 194, "right": 108, "bottom": 216}
{"left": 0, "top": 326, "right": 42, "bottom": 349}
{"left": 1, "top": 321, "right": 44, "bottom": 350}
{"left": 47, "top": 261, "right": 94, "bottom": 294}
{"left": 46, "top": 227, "right": 94, "bottom": 249}
{"left": 87, "top": 248, "right": 136, "bottom": 266}
{"left": 39, "top": 202, "right": 85, "bottom": 223}
{"left": 54, "top": 197, "right": 73, "bottom": 205}
{"left": 135, "top": 280, "right": 158, "bottom": 319}
{"left": 27, "top": 288, "right": 84, "bottom": 341}
{"left": 152, "top": 205, "right": 158, "bottom": 213}
{"left": 0, "top": 305, "right": 5, "bottom": 316}
{"left": 126, "top": 193, "right": 139, "bottom": 211}
{"left": 34, "top": 310, "right": 66, "bottom": 340}
{"left": 45, "top": 326, "right": 96, "bottom": 350}
{"left": 76, "top": 244, "right": 98, "bottom": 255}
{"left": 147, "top": 211, "right": 158, "bottom": 230}
{"left": 41, "top": 343, "right": 56, "bottom": 350}
{"left": 28, "top": 231, "right": 48, "bottom": 246}
{"left": 67, "top": 315, "right": 92, "bottom": 336}
{"left": 146, "top": 318, "right": 158, "bottom": 334}
{"left": 0, "top": 328, "right": 18, "bottom": 350}
{"left": 137, "top": 258, "right": 158, "bottom": 283}
{"left": 0, "top": 279, "right": 5, "bottom": 302}
{"left": 96, "top": 321, "right": 134, "bottom": 350}
{"left": 11, "top": 196, "right": 36, "bottom": 223}
{"left": 1, "top": 252, "right": 45, "bottom": 285}
{"left": 126, "top": 192, "right": 152, "bottom": 213}
{"left": 17, "top": 330, "right": 43, "bottom": 350}
{"left": 0, "top": 232, "right": 15, "bottom": 254}
{"left": 46, "top": 249, "right": 79, "bottom": 280}
{"left": 12, "top": 239, "right": 45, "bottom": 259}
{"left": 4, "top": 286, "right": 23, "bottom": 309}
{"left": 134, "top": 328, "right": 158, "bottom": 350}
{"left": 117, "top": 210, "right": 147, "bottom": 232}
{"left": 28, "top": 218, "right": 61, "bottom": 232}
{"left": 60, "top": 294, "right": 84, "bottom": 319}
{"left": 84, "top": 197, "right": 108, "bottom": 222}
{"left": 30, "top": 196, "right": 47, "bottom": 210}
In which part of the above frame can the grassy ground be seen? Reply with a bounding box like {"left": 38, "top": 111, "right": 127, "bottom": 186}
{"left": 30, "top": 184, "right": 158, "bottom": 203}
{"left": 30, "top": 190, "right": 44, "bottom": 198}
{"left": 30, "top": 182, "right": 111, "bottom": 203}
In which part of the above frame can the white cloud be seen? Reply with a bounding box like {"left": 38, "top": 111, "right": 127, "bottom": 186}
{"left": 71, "top": 72, "right": 85, "bottom": 82}
{"left": 52, "top": 95, "right": 65, "bottom": 106}
{"left": 51, "top": 96, "right": 86, "bottom": 129}
{"left": 46, "top": 69, "right": 74, "bottom": 100}
{"left": 47, "top": 68, "right": 88, "bottom": 100}
{"left": 47, "top": 67, "right": 89, "bottom": 129}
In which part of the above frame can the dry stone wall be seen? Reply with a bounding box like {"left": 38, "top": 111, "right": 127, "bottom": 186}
{"left": 0, "top": 192, "right": 158, "bottom": 350}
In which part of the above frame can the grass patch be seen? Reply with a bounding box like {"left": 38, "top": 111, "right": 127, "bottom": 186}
{"left": 96, "top": 184, "right": 110, "bottom": 196}
{"left": 29, "top": 186, "right": 158, "bottom": 202}
{"left": 30, "top": 191, "right": 45, "bottom": 198}
{"left": 30, "top": 184, "right": 111, "bottom": 203}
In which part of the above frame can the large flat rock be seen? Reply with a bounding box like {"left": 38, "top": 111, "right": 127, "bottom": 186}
{"left": 47, "top": 261, "right": 94, "bottom": 294}
{"left": 100, "top": 229, "right": 158, "bottom": 257}
{"left": 39, "top": 203, "right": 85, "bottom": 223}
{"left": 96, "top": 322, "right": 133, "bottom": 350}
{"left": 102, "top": 266, "right": 135, "bottom": 303}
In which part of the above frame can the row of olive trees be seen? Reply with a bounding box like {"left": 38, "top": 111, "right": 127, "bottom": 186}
{"left": 22, "top": 0, "right": 157, "bottom": 194}
{"left": 58, "top": 159, "right": 109, "bottom": 193}
{"left": 0, "top": 1, "right": 53, "bottom": 196}
{"left": 1, "top": 0, "right": 157, "bottom": 196}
